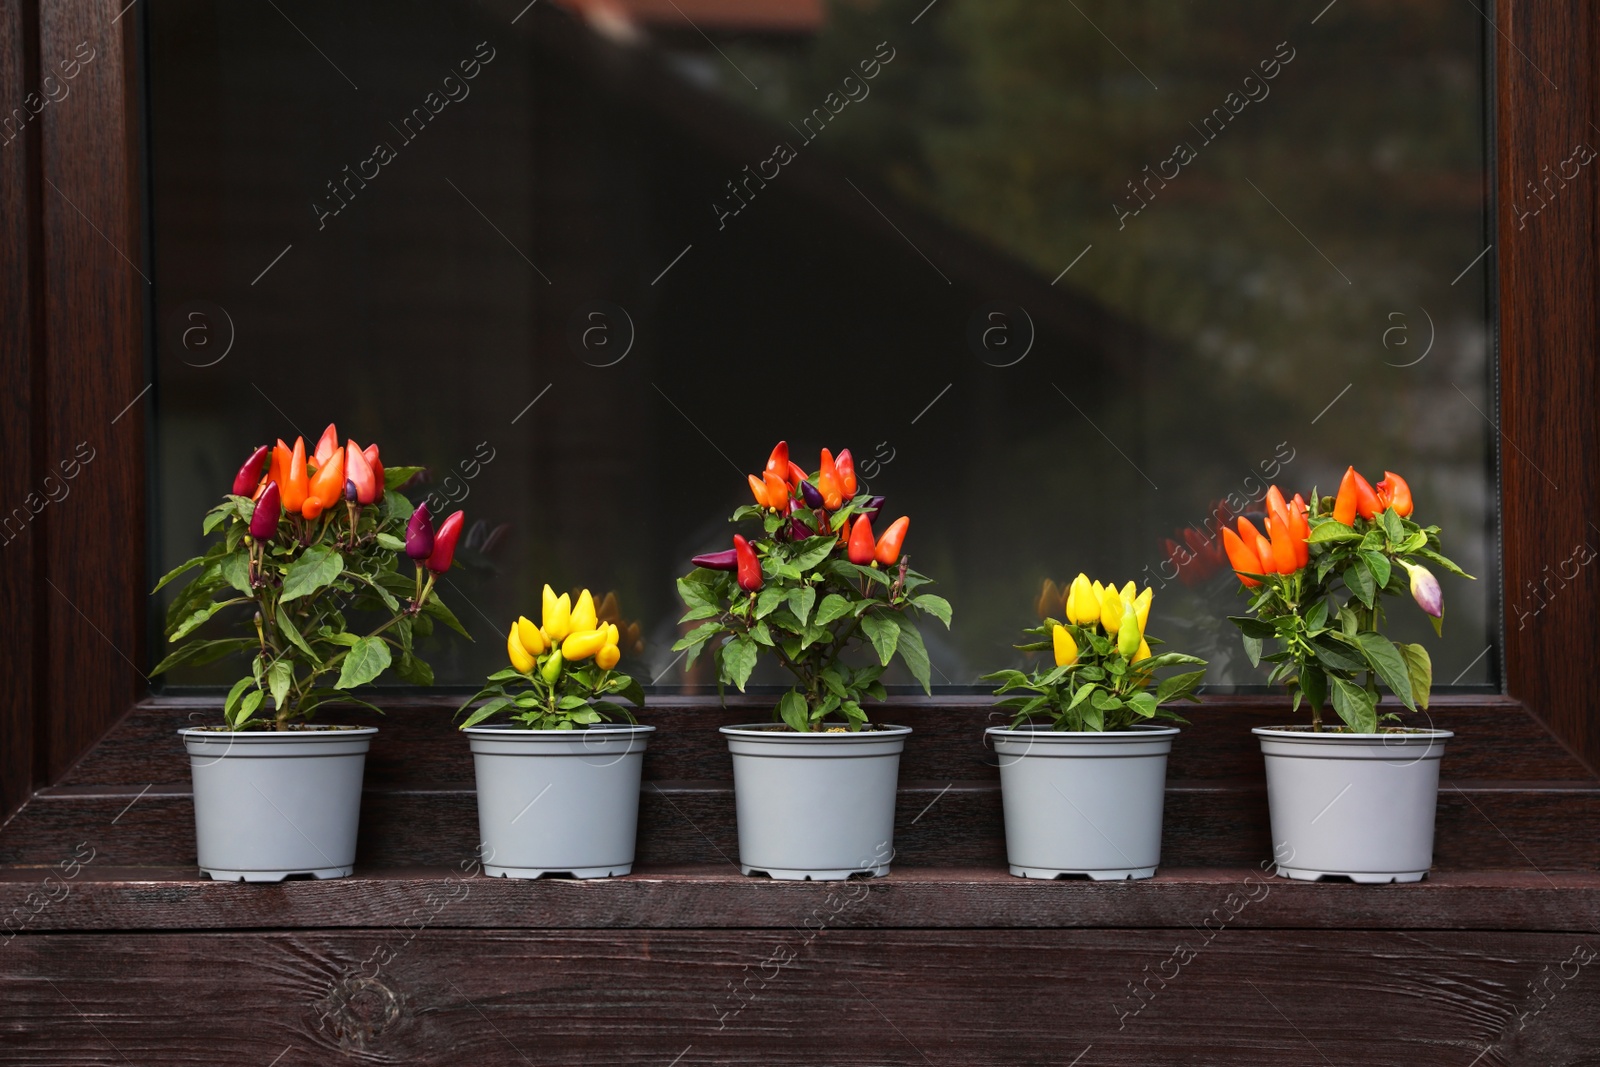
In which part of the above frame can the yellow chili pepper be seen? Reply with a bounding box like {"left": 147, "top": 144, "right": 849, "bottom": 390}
{"left": 1118, "top": 610, "right": 1142, "bottom": 659}
{"left": 1134, "top": 638, "right": 1151, "bottom": 663}
{"left": 570, "top": 589, "right": 598, "bottom": 633}
{"left": 1066, "top": 573, "right": 1099, "bottom": 627}
{"left": 596, "top": 641, "right": 620, "bottom": 670}
{"left": 507, "top": 622, "right": 536, "bottom": 673}
{"left": 1052, "top": 624, "right": 1078, "bottom": 668}
{"left": 1119, "top": 580, "right": 1137, "bottom": 602}
{"left": 561, "top": 628, "right": 607, "bottom": 661}
{"left": 1098, "top": 585, "right": 1125, "bottom": 632}
{"left": 542, "top": 585, "right": 572, "bottom": 642}
{"left": 1132, "top": 587, "right": 1153, "bottom": 635}
{"left": 516, "top": 616, "right": 546, "bottom": 656}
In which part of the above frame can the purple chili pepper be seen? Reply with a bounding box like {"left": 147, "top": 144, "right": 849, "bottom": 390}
{"left": 405, "top": 502, "right": 435, "bottom": 560}
{"left": 788, "top": 515, "right": 811, "bottom": 541}
{"left": 691, "top": 548, "right": 740, "bottom": 571}
{"left": 249, "top": 482, "right": 280, "bottom": 540}
{"left": 862, "top": 495, "right": 886, "bottom": 520}
{"left": 798, "top": 479, "right": 824, "bottom": 509}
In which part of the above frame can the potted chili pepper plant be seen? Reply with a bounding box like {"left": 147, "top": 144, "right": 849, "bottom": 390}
{"left": 455, "top": 585, "right": 650, "bottom": 878}
{"left": 674, "top": 441, "right": 951, "bottom": 880}
{"left": 153, "top": 425, "right": 469, "bottom": 881}
{"left": 982, "top": 575, "right": 1206, "bottom": 879}
{"left": 1222, "top": 470, "right": 1471, "bottom": 882}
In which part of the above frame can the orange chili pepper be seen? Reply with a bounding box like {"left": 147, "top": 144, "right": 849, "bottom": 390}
{"left": 1265, "top": 485, "right": 1291, "bottom": 535}
{"left": 1376, "top": 471, "right": 1413, "bottom": 517}
{"left": 762, "top": 470, "right": 791, "bottom": 514}
{"left": 874, "top": 515, "right": 908, "bottom": 565}
{"left": 1267, "top": 515, "right": 1298, "bottom": 574}
{"left": 313, "top": 423, "right": 339, "bottom": 470}
{"left": 1352, "top": 469, "right": 1382, "bottom": 520}
{"left": 1333, "top": 466, "right": 1360, "bottom": 526}
{"left": 748, "top": 474, "right": 773, "bottom": 509}
{"left": 306, "top": 446, "right": 345, "bottom": 514}
{"left": 817, "top": 449, "right": 844, "bottom": 510}
{"left": 1222, "top": 528, "right": 1264, "bottom": 587}
{"left": 1287, "top": 506, "right": 1311, "bottom": 568}
{"left": 281, "top": 437, "right": 309, "bottom": 515}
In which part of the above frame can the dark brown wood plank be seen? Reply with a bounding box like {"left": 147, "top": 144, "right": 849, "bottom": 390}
{"left": 1498, "top": 0, "right": 1600, "bottom": 774}
{"left": 0, "top": 0, "right": 39, "bottom": 822}
{"left": 3, "top": 929, "right": 1597, "bottom": 1064}
{"left": 4, "top": 778, "right": 1595, "bottom": 871}
{"left": 36, "top": 0, "right": 146, "bottom": 784}
{"left": 3, "top": 866, "right": 1599, "bottom": 933}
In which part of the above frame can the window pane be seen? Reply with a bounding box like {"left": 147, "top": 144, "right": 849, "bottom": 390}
{"left": 147, "top": 0, "right": 1496, "bottom": 691}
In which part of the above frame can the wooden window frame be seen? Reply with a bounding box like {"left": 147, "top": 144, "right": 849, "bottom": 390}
{"left": 1, "top": 0, "right": 1595, "bottom": 823}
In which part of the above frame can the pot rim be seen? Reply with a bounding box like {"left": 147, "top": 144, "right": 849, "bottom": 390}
{"left": 719, "top": 722, "right": 911, "bottom": 740}
{"left": 178, "top": 725, "right": 379, "bottom": 739}
{"left": 985, "top": 723, "right": 1181, "bottom": 739}
{"left": 1252, "top": 725, "right": 1453, "bottom": 740}
{"left": 462, "top": 723, "right": 656, "bottom": 736}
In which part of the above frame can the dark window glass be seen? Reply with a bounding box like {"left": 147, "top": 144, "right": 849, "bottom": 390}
{"left": 147, "top": 0, "right": 1496, "bottom": 692}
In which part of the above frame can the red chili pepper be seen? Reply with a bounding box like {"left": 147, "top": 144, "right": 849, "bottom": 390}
{"left": 1222, "top": 528, "right": 1264, "bottom": 587}
{"left": 1267, "top": 515, "right": 1298, "bottom": 574}
{"left": 362, "top": 444, "right": 384, "bottom": 501}
{"left": 817, "top": 449, "right": 843, "bottom": 510}
{"left": 847, "top": 514, "right": 876, "bottom": 564}
{"left": 765, "top": 441, "right": 790, "bottom": 483}
{"left": 232, "top": 445, "right": 269, "bottom": 497}
{"left": 312, "top": 423, "right": 339, "bottom": 470}
{"left": 733, "top": 534, "right": 762, "bottom": 591}
{"left": 249, "top": 481, "right": 280, "bottom": 540}
{"left": 1333, "top": 466, "right": 1360, "bottom": 526}
{"left": 787, "top": 461, "right": 809, "bottom": 488}
{"left": 836, "top": 449, "right": 858, "bottom": 498}
{"left": 874, "top": 515, "right": 908, "bottom": 565}
{"left": 281, "top": 437, "right": 310, "bottom": 515}
{"left": 426, "top": 510, "right": 465, "bottom": 574}
{"left": 1376, "top": 471, "right": 1413, "bottom": 517}
{"left": 345, "top": 441, "right": 377, "bottom": 505}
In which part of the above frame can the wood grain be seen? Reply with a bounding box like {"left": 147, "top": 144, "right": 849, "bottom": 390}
{"left": 1498, "top": 0, "right": 1600, "bottom": 775}
{"left": 3, "top": 866, "right": 1598, "bottom": 933}
{"left": 0, "top": 0, "right": 39, "bottom": 822}
{"left": 36, "top": 0, "right": 146, "bottom": 784}
{"left": 3, "top": 929, "right": 1599, "bottom": 1065}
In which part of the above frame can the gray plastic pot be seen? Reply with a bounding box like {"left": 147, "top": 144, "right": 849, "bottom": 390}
{"left": 987, "top": 724, "right": 1178, "bottom": 880}
{"left": 465, "top": 724, "right": 654, "bottom": 878}
{"left": 180, "top": 725, "right": 376, "bottom": 882}
{"left": 1255, "top": 726, "right": 1453, "bottom": 883}
{"left": 721, "top": 723, "right": 909, "bottom": 880}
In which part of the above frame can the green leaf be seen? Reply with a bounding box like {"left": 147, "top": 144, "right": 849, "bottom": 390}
{"left": 395, "top": 653, "right": 434, "bottom": 686}
{"left": 375, "top": 533, "right": 406, "bottom": 552}
{"left": 788, "top": 538, "right": 836, "bottom": 572}
{"left": 755, "top": 587, "right": 785, "bottom": 619}
{"left": 350, "top": 572, "right": 400, "bottom": 613}
{"left": 1310, "top": 637, "right": 1366, "bottom": 674}
{"left": 677, "top": 575, "right": 719, "bottom": 611}
{"left": 892, "top": 614, "right": 932, "bottom": 694}
{"left": 1355, "top": 631, "right": 1415, "bottom": 710}
{"left": 222, "top": 676, "right": 254, "bottom": 724}
{"left": 169, "top": 598, "right": 241, "bottom": 642}
{"left": 152, "top": 555, "right": 207, "bottom": 594}
{"left": 1396, "top": 643, "right": 1433, "bottom": 711}
{"left": 777, "top": 690, "right": 809, "bottom": 732}
{"left": 202, "top": 506, "right": 236, "bottom": 536}
{"left": 787, "top": 586, "right": 817, "bottom": 627}
{"left": 1128, "top": 692, "right": 1158, "bottom": 719}
{"left": 860, "top": 612, "right": 900, "bottom": 667}
{"left": 1359, "top": 551, "right": 1391, "bottom": 590}
{"left": 383, "top": 465, "right": 424, "bottom": 491}
{"left": 275, "top": 609, "right": 320, "bottom": 663}
{"left": 1228, "top": 616, "right": 1276, "bottom": 639}
{"left": 1300, "top": 663, "right": 1328, "bottom": 713}
{"left": 231, "top": 688, "right": 264, "bottom": 730}
{"left": 1380, "top": 507, "right": 1407, "bottom": 545}
{"left": 219, "top": 552, "right": 252, "bottom": 596}
{"left": 1308, "top": 522, "right": 1361, "bottom": 544}
{"left": 671, "top": 622, "right": 724, "bottom": 653}
{"left": 912, "top": 594, "right": 952, "bottom": 628}
{"left": 267, "top": 659, "right": 294, "bottom": 711}
{"left": 280, "top": 546, "right": 344, "bottom": 603}
{"left": 1415, "top": 547, "right": 1473, "bottom": 579}
{"left": 335, "top": 636, "right": 392, "bottom": 690}
{"left": 150, "top": 637, "right": 255, "bottom": 677}
{"left": 1329, "top": 676, "right": 1377, "bottom": 733}
{"left": 457, "top": 696, "right": 514, "bottom": 729}
{"left": 420, "top": 592, "right": 472, "bottom": 639}
{"left": 722, "top": 635, "right": 757, "bottom": 692}
{"left": 1154, "top": 670, "right": 1206, "bottom": 704}
{"left": 813, "top": 594, "right": 853, "bottom": 627}
{"left": 1241, "top": 634, "right": 1263, "bottom": 667}
{"left": 1346, "top": 557, "right": 1376, "bottom": 606}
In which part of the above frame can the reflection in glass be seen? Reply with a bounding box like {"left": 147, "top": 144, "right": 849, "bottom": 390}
{"left": 147, "top": 0, "right": 1495, "bottom": 692}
